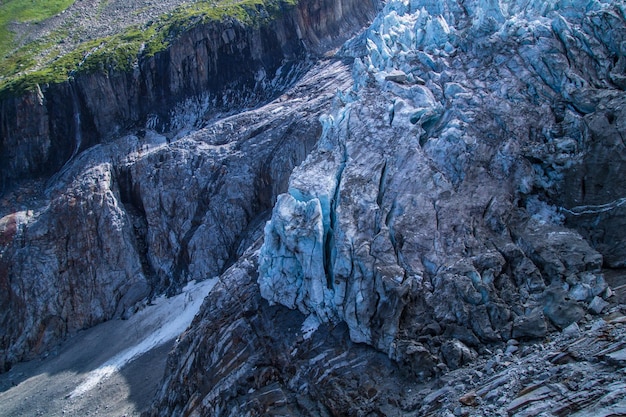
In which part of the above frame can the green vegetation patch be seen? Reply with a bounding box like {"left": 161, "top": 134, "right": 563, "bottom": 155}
{"left": 0, "top": 0, "right": 299, "bottom": 99}
{"left": 0, "top": 0, "right": 76, "bottom": 58}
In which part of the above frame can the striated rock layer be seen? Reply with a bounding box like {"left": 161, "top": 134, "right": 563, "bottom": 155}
{"left": 147, "top": 0, "right": 626, "bottom": 415}
{"left": 0, "top": 1, "right": 378, "bottom": 371}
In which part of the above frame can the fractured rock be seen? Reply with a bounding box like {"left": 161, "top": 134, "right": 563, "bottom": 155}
{"left": 512, "top": 310, "right": 547, "bottom": 340}
{"left": 442, "top": 339, "right": 476, "bottom": 370}
{"left": 588, "top": 296, "right": 610, "bottom": 315}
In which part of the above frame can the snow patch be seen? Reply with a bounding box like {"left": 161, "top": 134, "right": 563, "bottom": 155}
{"left": 70, "top": 278, "right": 217, "bottom": 398}
{"left": 301, "top": 314, "right": 321, "bottom": 340}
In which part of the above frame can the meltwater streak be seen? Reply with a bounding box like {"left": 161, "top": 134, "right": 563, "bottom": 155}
{"left": 560, "top": 197, "right": 626, "bottom": 216}
{"left": 69, "top": 84, "right": 83, "bottom": 162}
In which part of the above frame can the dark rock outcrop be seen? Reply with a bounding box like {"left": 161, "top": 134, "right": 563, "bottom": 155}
{"left": 146, "top": 240, "right": 421, "bottom": 417}
{"left": 0, "top": 0, "right": 379, "bottom": 191}
{"left": 0, "top": 57, "right": 351, "bottom": 370}
{"left": 0, "top": 162, "right": 149, "bottom": 371}
{"left": 558, "top": 95, "right": 626, "bottom": 267}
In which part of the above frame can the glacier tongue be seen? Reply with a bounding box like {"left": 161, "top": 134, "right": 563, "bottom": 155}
{"left": 258, "top": 0, "right": 625, "bottom": 370}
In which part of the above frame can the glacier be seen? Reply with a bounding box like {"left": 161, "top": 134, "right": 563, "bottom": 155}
{"left": 258, "top": 0, "right": 622, "bottom": 367}
{"left": 144, "top": 0, "right": 626, "bottom": 414}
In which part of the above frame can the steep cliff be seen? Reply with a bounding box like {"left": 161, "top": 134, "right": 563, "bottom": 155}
{"left": 0, "top": 0, "right": 378, "bottom": 372}
{"left": 0, "top": 0, "right": 377, "bottom": 190}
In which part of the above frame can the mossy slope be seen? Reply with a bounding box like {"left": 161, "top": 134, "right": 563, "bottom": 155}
{"left": 0, "top": 0, "right": 298, "bottom": 98}
{"left": 0, "top": 0, "right": 76, "bottom": 57}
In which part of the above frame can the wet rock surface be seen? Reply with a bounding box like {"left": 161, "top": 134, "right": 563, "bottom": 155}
{"left": 559, "top": 94, "right": 626, "bottom": 267}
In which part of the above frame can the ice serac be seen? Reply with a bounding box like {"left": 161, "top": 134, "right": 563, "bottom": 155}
{"left": 258, "top": 0, "right": 623, "bottom": 374}
{"left": 258, "top": 194, "right": 327, "bottom": 315}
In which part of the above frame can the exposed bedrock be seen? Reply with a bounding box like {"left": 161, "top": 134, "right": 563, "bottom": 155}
{"left": 0, "top": 58, "right": 353, "bottom": 371}
{"left": 557, "top": 96, "right": 626, "bottom": 267}
{"left": 0, "top": 164, "right": 149, "bottom": 371}
{"left": 0, "top": 0, "right": 377, "bottom": 371}
{"left": 0, "top": 0, "right": 379, "bottom": 190}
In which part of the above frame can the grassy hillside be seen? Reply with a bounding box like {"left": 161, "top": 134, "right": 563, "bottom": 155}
{"left": 0, "top": 0, "right": 297, "bottom": 98}
{"left": 0, "top": 0, "right": 76, "bottom": 58}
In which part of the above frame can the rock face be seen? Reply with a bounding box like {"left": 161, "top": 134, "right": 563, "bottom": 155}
{"left": 0, "top": 59, "right": 351, "bottom": 370}
{"left": 0, "top": 1, "right": 376, "bottom": 371}
{"left": 0, "top": 163, "right": 149, "bottom": 369}
{"left": 146, "top": 0, "right": 626, "bottom": 415}
{"left": 559, "top": 94, "right": 626, "bottom": 267}
{"left": 0, "top": 0, "right": 378, "bottom": 189}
